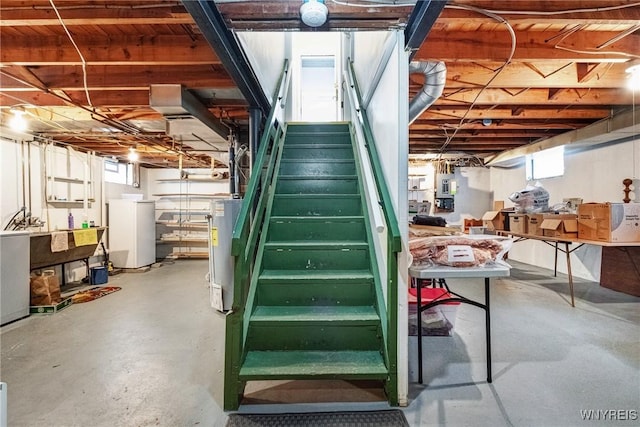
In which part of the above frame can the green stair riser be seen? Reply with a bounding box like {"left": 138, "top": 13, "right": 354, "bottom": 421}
{"left": 286, "top": 123, "right": 350, "bottom": 133}
{"left": 251, "top": 305, "right": 379, "bottom": 323}
{"left": 279, "top": 160, "right": 356, "bottom": 176}
{"left": 271, "top": 196, "right": 362, "bottom": 216}
{"left": 255, "top": 282, "right": 375, "bottom": 306}
{"left": 239, "top": 350, "right": 387, "bottom": 380}
{"left": 267, "top": 218, "right": 366, "bottom": 241}
{"left": 275, "top": 178, "right": 359, "bottom": 195}
{"left": 245, "top": 324, "right": 382, "bottom": 351}
{"left": 281, "top": 146, "right": 354, "bottom": 160}
{"left": 284, "top": 134, "right": 352, "bottom": 146}
{"left": 262, "top": 248, "right": 370, "bottom": 270}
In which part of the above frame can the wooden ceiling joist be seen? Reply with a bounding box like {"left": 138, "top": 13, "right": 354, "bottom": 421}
{"left": 0, "top": 35, "right": 219, "bottom": 66}
{"left": 416, "top": 31, "right": 639, "bottom": 62}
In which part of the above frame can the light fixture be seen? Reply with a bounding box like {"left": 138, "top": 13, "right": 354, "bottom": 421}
{"left": 128, "top": 147, "right": 139, "bottom": 162}
{"left": 626, "top": 64, "right": 640, "bottom": 91}
{"left": 9, "top": 106, "right": 28, "bottom": 132}
{"left": 300, "top": 0, "right": 328, "bottom": 28}
{"left": 482, "top": 118, "right": 493, "bottom": 127}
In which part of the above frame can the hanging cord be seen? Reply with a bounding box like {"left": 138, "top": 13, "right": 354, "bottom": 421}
{"left": 48, "top": 0, "right": 93, "bottom": 107}
{"left": 438, "top": 4, "right": 516, "bottom": 152}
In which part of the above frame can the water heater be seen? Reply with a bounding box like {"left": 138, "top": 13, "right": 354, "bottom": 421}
{"left": 208, "top": 198, "right": 242, "bottom": 312}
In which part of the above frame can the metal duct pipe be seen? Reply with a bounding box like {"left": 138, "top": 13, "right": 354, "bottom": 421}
{"left": 409, "top": 61, "right": 446, "bottom": 125}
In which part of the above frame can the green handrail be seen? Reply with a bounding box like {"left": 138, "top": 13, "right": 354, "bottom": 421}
{"left": 347, "top": 60, "right": 402, "bottom": 406}
{"left": 224, "top": 60, "right": 289, "bottom": 410}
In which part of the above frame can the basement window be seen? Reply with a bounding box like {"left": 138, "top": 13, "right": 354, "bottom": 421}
{"left": 525, "top": 146, "right": 564, "bottom": 180}
{"left": 104, "top": 159, "right": 133, "bottom": 185}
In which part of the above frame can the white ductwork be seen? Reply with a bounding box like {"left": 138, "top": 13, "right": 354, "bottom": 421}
{"left": 150, "top": 84, "right": 230, "bottom": 165}
{"left": 409, "top": 61, "right": 447, "bottom": 125}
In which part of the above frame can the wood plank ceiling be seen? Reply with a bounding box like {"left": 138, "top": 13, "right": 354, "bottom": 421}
{"left": 1, "top": 0, "right": 638, "bottom": 168}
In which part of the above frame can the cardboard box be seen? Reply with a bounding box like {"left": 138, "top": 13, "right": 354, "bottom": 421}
{"left": 540, "top": 214, "right": 578, "bottom": 239}
{"left": 509, "top": 214, "right": 528, "bottom": 234}
{"left": 527, "top": 213, "right": 545, "bottom": 236}
{"left": 30, "top": 297, "right": 72, "bottom": 314}
{"left": 577, "top": 203, "right": 640, "bottom": 242}
{"left": 493, "top": 200, "right": 505, "bottom": 211}
{"left": 482, "top": 211, "right": 501, "bottom": 231}
{"left": 482, "top": 208, "right": 514, "bottom": 231}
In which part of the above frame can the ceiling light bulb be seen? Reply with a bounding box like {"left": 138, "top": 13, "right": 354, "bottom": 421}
{"left": 128, "top": 147, "right": 139, "bottom": 162}
{"left": 9, "top": 107, "right": 28, "bottom": 132}
{"left": 625, "top": 64, "right": 640, "bottom": 91}
{"left": 300, "top": 0, "right": 328, "bottom": 27}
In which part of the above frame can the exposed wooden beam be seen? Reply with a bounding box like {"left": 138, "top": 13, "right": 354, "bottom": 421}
{"left": 411, "top": 120, "right": 589, "bottom": 130}
{"left": 0, "top": 35, "right": 219, "bottom": 66}
{"left": 0, "top": 7, "right": 193, "bottom": 27}
{"left": 0, "top": 90, "right": 150, "bottom": 106}
{"left": 414, "top": 107, "right": 612, "bottom": 120}
{"left": 0, "top": 65, "right": 236, "bottom": 90}
{"left": 410, "top": 130, "right": 557, "bottom": 139}
{"left": 435, "top": 87, "right": 632, "bottom": 105}
{"left": 435, "top": 62, "right": 627, "bottom": 88}
{"left": 410, "top": 143, "right": 528, "bottom": 152}
{"left": 436, "top": 6, "right": 640, "bottom": 26}
{"left": 416, "top": 31, "right": 639, "bottom": 62}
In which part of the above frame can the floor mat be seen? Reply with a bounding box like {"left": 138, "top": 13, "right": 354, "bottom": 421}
{"left": 226, "top": 410, "right": 409, "bottom": 427}
{"left": 71, "top": 286, "right": 121, "bottom": 303}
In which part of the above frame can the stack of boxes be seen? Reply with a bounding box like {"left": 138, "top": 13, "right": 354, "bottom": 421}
{"left": 481, "top": 200, "right": 639, "bottom": 243}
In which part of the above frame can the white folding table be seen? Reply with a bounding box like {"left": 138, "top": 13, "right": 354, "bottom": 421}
{"left": 408, "top": 264, "right": 511, "bottom": 384}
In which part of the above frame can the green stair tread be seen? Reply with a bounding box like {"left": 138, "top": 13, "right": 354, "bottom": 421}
{"left": 285, "top": 131, "right": 350, "bottom": 136}
{"left": 263, "top": 241, "right": 368, "bottom": 249}
{"left": 277, "top": 175, "right": 357, "bottom": 180}
{"left": 274, "top": 194, "right": 360, "bottom": 199}
{"left": 239, "top": 350, "right": 387, "bottom": 379}
{"left": 283, "top": 144, "right": 352, "bottom": 149}
{"left": 270, "top": 215, "right": 364, "bottom": 222}
{"left": 279, "top": 159, "right": 354, "bottom": 163}
{"left": 251, "top": 305, "right": 379, "bottom": 323}
{"left": 259, "top": 269, "right": 373, "bottom": 281}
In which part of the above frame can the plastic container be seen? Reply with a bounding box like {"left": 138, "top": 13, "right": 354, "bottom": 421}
{"left": 90, "top": 266, "right": 108, "bottom": 285}
{"left": 408, "top": 287, "right": 460, "bottom": 336}
{"left": 67, "top": 213, "right": 74, "bottom": 229}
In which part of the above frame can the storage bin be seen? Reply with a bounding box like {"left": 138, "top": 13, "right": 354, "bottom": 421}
{"left": 408, "top": 287, "right": 460, "bottom": 336}
{"left": 90, "top": 266, "right": 108, "bottom": 285}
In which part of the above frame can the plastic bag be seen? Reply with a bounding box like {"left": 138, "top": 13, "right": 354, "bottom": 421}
{"left": 409, "top": 235, "right": 512, "bottom": 268}
{"left": 508, "top": 183, "right": 549, "bottom": 213}
{"left": 30, "top": 270, "right": 61, "bottom": 306}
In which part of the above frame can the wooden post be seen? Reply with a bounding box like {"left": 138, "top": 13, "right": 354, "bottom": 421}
{"left": 623, "top": 178, "right": 632, "bottom": 203}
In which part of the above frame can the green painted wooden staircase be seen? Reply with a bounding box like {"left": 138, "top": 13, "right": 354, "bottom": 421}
{"left": 225, "top": 122, "right": 391, "bottom": 408}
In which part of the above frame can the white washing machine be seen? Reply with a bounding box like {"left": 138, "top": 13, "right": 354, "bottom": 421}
{"left": 0, "top": 230, "right": 30, "bottom": 325}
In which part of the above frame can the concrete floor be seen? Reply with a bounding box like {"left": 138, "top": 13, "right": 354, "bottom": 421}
{"left": 1, "top": 259, "right": 638, "bottom": 427}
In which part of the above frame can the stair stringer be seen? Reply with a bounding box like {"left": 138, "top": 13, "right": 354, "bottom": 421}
{"left": 348, "top": 124, "right": 391, "bottom": 374}
{"left": 240, "top": 124, "right": 289, "bottom": 350}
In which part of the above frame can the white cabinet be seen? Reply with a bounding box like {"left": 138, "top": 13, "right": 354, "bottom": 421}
{"left": 108, "top": 200, "right": 156, "bottom": 268}
{"left": 0, "top": 231, "right": 30, "bottom": 325}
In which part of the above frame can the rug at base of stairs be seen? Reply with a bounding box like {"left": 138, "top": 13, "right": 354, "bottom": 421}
{"left": 226, "top": 409, "right": 409, "bottom": 427}
{"left": 71, "top": 286, "right": 121, "bottom": 303}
